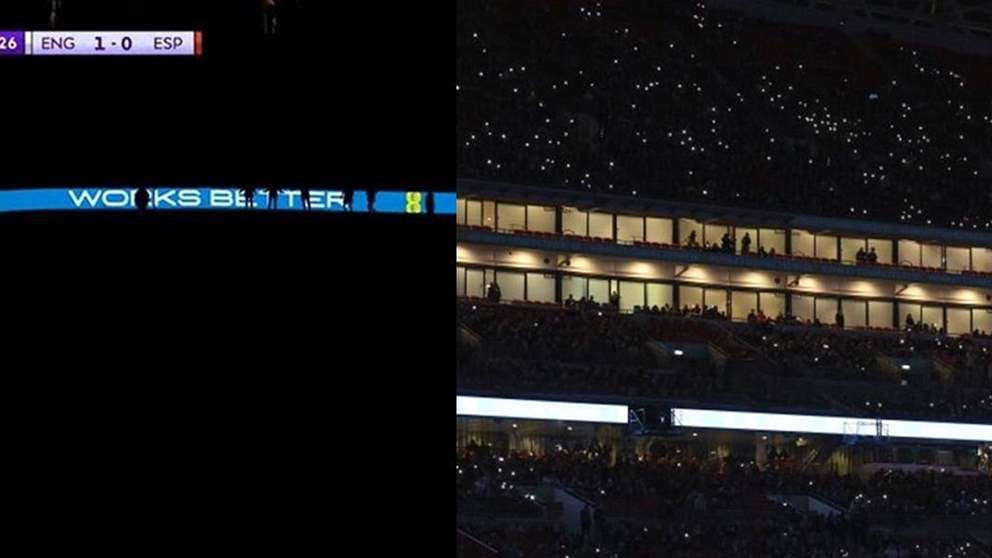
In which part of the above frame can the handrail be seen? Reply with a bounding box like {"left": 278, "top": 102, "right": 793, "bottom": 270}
{"left": 456, "top": 528, "right": 499, "bottom": 556}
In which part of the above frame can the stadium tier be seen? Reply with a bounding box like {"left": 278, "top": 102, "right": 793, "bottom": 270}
{"left": 457, "top": 0, "right": 992, "bottom": 230}
{"left": 456, "top": 1, "right": 992, "bottom": 555}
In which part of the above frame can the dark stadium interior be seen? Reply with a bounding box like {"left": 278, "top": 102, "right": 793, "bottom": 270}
{"left": 457, "top": 1, "right": 992, "bottom": 556}
{"left": 0, "top": 1, "right": 453, "bottom": 548}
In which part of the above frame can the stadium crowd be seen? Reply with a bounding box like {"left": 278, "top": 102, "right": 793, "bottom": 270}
{"left": 457, "top": 0, "right": 992, "bottom": 230}
{"left": 456, "top": 442, "right": 991, "bottom": 557}
{"left": 457, "top": 300, "right": 992, "bottom": 421}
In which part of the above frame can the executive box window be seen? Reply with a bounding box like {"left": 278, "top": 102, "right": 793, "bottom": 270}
{"left": 759, "top": 292, "right": 785, "bottom": 318}
{"left": 562, "top": 206, "right": 588, "bottom": 237}
{"left": 735, "top": 227, "right": 757, "bottom": 254}
{"left": 588, "top": 278, "right": 610, "bottom": 303}
{"left": 618, "top": 281, "right": 645, "bottom": 312}
{"left": 526, "top": 273, "right": 556, "bottom": 303}
{"left": 759, "top": 228, "right": 786, "bottom": 255}
{"left": 947, "top": 307, "right": 971, "bottom": 336}
{"left": 703, "top": 224, "right": 729, "bottom": 250}
{"left": 973, "top": 248, "right": 992, "bottom": 273}
{"left": 898, "top": 239, "right": 922, "bottom": 267}
{"left": 457, "top": 199, "right": 485, "bottom": 227}
{"left": 731, "top": 290, "right": 758, "bottom": 321}
{"left": 815, "top": 234, "right": 838, "bottom": 261}
{"left": 679, "top": 218, "right": 703, "bottom": 246}
{"left": 680, "top": 285, "right": 703, "bottom": 310}
{"left": 867, "top": 238, "right": 892, "bottom": 264}
{"left": 921, "top": 306, "right": 943, "bottom": 329}
{"left": 841, "top": 237, "right": 866, "bottom": 264}
{"left": 868, "top": 301, "right": 894, "bottom": 329}
{"left": 495, "top": 270, "right": 525, "bottom": 302}
{"left": 792, "top": 230, "right": 815, "bottom": 258}
{"left": 841, "top": 299, "right": 867, "bottom": 328}
{"left": 792, "top": 294, "right": 814, "bottom": 322}
{"left": 646, "top": 217, "right": 673, "bottom": 245}
{"left": 527, "top": 205, "right": 556, "bottom": 233}
{"left": 497, "top": 203, "right": 526, "bottom": 232}
{"left": 974, "top": 309, "right": 992, "bottom": 334}
{"left": 921, "top": 244, "right": 942, "bottom": 268}
{"left": 946, "top": 247, "right": 970, "bottom": 273}
{"left": 705, "top": 288, "right": 728, "bottom": 314}
{"left": 617, "top": 215, "right": 645, "bottom": 244}
{"left": 647, "top": 283, "right": 674, "bottom": 309}
{"left": 562, "top": 275, "right": 587, "bottom": 302}
{"left": 815, "top": 297, "right": 838, "bottom": 325}
{"left": 589, "top": 212, "right": 613, "bottom": 240}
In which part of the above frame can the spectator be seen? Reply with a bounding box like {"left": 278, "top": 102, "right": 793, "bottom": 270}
{"left": 580, "top": 504, "right": 591, "bottom": 540}
{"left": 741, "top": 232, "right": 752, "bottom": 255}
{"left": 300, "top": 187, "right": 312, "bottom": 211}
{"left": 835, "top": 309, "right": 845, "bottom": 329}
{"left": 609, "top": 291, "right": 620, "bottom": 308}
{"left": 266, "top": 187, "right": 282, "bottom": 209}
{"left": 487, "top": 281, "right": 502, "bottom": 303}
{"left": 241, "top": 186, "right": 257, "bottom": 209}
{"left": 135, "top": 187, "right": 150, "bottom": 211}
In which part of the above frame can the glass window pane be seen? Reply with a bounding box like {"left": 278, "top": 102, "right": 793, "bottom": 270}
{"left": 617, "top": 215, "right": 645, "bottom": 244}
{"left": 562, "top": 207, "right": 588, "bottom": 237}
{"left": 760, "top": 292, "right": 785, "bottom": 319}
{"left": 482, "top": 201, "right": 497, "bottom": 230}
{"left": 898, "top": 240, "right": 921, "bottom": 267}
{"left": 792, "top": 294, "right": 814, "bottom": 322}
{"left": 735, "top": 228, "right": 758, "bottom": 255}
{"left": 841, "top": 237, "right": 865, "bottom": 264}
{"left": 466, "top": 268, "right": 486, "bottom": 298}
{"left": 679, "top": 218, "right": 703, "bottom": 247}
{"left": 921, "top": 306, "right": 943, "bottom": 331}
{"left": 868, "top": 239, "right": 892, "bottom": 264}
{"left": 731, "top": 290, "right": 758, "bottom": 321}
{"left": 921, "top": 244, "right": 942, "bottom": 268}
{"left": 974, "top": 308, "right": 992, "bottom": 335}
{"left": 589, "top": 212, "right": 613, "bottom": 240}
{"left": 759, "top": 228, "right": 786, "bottom": 256}
{"left": 679, "top": 285, "right": 703, "bottom": 311}
{"left": 704, "top": 224, "right": 730, "bottom": 250}
{"left": 588, "top": 279, "right": 609, "bottom": 305}
{"left": 899, "top": 303, "right": 922, "bottom": 329}
{"left": 946, "top": 247, "right": 970, "bottom": 272}
{"left": 868, "top": 301, "right": 894, "bottom": 329}
{"left": 816, "top": 298, "right": 838, "bottom": 325}
{"left": 527, "top": 273, "right": 556, "bottom": 303}
{"left": 527, "top": 205, "right": 555, "bottom": 233}
{"left": 973, "top": 248, "right": 992, "bottom": 273}
{"left": 791, "top": 230, "right": 815, "bottom": 258}
{"left": 497, "top": 271, "right": 525, "bottom": 302}
{"left": 816, "top": 235, "right": 838, "bottom": 260}
{"left": 498, "top": 203, "right": 526, "bottom": 232}
{"left": 619, "top": 281, "right": 645, "bottom": 312}
{"left": 704, "top": 288, "right": 727, "bottom": 314}
{"left": 841, "top": 300, "right": 866, "bottom": 329}
{"left": 457, "top": 266, "right": 465, "bottom": 297}
{"left": 646, "top": 218, "right": 673, "bottom": 245}
{"left": 562, "top": 275, "right": 587, "bottom": 302}
{"left": 946, "top": 308, "right": 970, "bottom": 336}
{"left": 456, "top": 198, "right": 467, "bottom": 225}
{"left": 646, "top": 283, "right": 673, "bottom": 309}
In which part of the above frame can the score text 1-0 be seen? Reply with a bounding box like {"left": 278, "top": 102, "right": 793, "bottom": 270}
{"left": 0, "top": 31, "right": 202, "bottom": 56}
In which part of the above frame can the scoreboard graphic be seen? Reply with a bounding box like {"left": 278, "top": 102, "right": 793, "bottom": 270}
{"left": 0, "top": 189, "right": 457, "bottom": 215}
{"left": 0, "top": 31, "right": 202, "bottom": 57}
